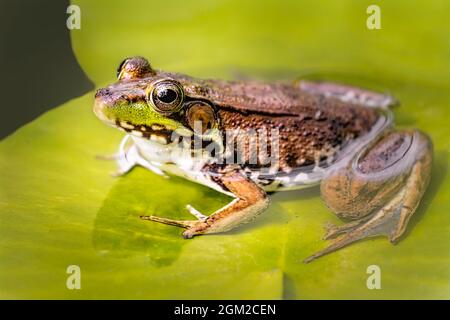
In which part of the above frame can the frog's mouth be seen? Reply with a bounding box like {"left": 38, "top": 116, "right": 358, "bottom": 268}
{"left": 114, "top": 120, "right": 179, "bottom": 145}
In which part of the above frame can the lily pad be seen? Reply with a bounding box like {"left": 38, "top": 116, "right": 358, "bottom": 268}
{"left": 1, "top": 0, "right": 450, "bottom": 299}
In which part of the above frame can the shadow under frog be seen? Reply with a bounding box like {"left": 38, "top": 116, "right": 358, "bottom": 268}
{"left": 92, "top": 167, "right": 289, "bottom": 267}
{"left": 401, "top": 150, "right": 448, "bottom": 238}
{"left": 92, "top": 151, "right": 446, "bottom": 268}
{"left": 92, "top": 168, "right": 198, "bottom": 267}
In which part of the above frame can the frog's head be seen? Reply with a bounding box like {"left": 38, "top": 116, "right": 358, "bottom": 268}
{"left": 94, "top": 56, "right": 218, "bottom": 145}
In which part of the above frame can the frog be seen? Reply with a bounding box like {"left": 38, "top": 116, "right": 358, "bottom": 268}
{"left": 94, "top": 56, "right": 433, "bottom": 262}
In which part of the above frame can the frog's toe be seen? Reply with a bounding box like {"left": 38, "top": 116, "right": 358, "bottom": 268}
{"left": 140, "top": 215, "right": 197, "bottom": 228}
{"left": 322, "top": 217, "right": 371, "bottom": 240}
{"left": 186, "top": 204, "right": 208, "bottom": 221}
{"left": 111, "top": 169, "right": 132, "bottom": 177}
{"left": 96, "top": 153, "right": 121, "bottom": 161}
{"left": 140, "top": 214, "right": 209, "bottom": 239}
{"left": 98, "top": 152, "right": 136, "bottom": 176}
{"left": 305, "top": 194, "right": 411, "bottom": 263}
{"left": 140, "top": 205, "right": 213, "bottom": 238}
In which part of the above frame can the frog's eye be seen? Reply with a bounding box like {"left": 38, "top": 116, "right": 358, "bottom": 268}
{"left": 117, "top": 56, "right": 154, "bottom": 80}
{"left": 147, "top": 79, "right": 184, "bottom": 114}
{"left": 186, "top": 101, "right": 217, "bottom": 135}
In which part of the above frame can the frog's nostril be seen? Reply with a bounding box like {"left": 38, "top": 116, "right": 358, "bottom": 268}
{"left": 95, "top": 88, "right": 110, "bottom": 98}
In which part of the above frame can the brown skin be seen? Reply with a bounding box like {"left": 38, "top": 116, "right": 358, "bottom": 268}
{"left": 94, "top": 57, "right": 433, "bottom": 262}
{"left": 218, "top": 106, "right": 379, "bottom": 170}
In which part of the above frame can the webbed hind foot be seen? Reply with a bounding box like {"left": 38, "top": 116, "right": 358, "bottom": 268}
{"left": 305, "top": 129, "right": 432, "bottom": 263}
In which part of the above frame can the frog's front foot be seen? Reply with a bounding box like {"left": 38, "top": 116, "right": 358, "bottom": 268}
{"left": 304, "top": 129, "right": 432, "bottom": 263}
{"left": 97, "top": 135, "right": 168, "bottom": 178}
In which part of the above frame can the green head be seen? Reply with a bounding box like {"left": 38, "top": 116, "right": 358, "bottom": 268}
{"left": 94, "top": 57, "right": 218, "bottom": 144}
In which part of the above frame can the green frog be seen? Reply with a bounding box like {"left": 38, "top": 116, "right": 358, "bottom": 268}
{"left": 94, "top": 57, "right": 432, "bottom": 262}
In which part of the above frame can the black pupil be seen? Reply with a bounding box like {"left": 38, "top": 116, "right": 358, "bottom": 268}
{"left": 157, "top": 88, "right": 177, "bottom": 104}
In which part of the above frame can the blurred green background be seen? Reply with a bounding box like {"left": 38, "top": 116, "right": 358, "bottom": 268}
{"left": 1, "top": 0, "right": 450, "bottom": 299}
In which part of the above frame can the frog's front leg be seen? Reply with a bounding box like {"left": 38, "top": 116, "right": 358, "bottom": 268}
{"left": 304, "top": 129, "right": 432, "bottom": 263}
{"left": 99, "top": 135, "right": 167, "bottom": 177}
{"left": 140, "top": 168, "right": 270, "bottom": 238}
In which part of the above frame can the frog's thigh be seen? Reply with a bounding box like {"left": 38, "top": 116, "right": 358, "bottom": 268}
{"left": 305, "top": 130, "right": 432, "bottom": 263}
{"left": 299, "top": 80, "right": 397, "bottom": 108}
{"left": 141, "top": 169, "right": 270, "bottom": 238}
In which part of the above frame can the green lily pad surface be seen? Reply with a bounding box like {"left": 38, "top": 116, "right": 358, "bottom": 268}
{"left": 1, "top": 0, "right": 450, "bottom": 299}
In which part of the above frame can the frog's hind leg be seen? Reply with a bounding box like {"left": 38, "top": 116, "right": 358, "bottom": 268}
{"left": 140, "top": 168, "right": 269, "bottom": 238}
{"left": 304, "top": 130, "right": 432, "bottom": 263}
{"left": 299, "top": 80, "right": 398, "bottom": 109}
